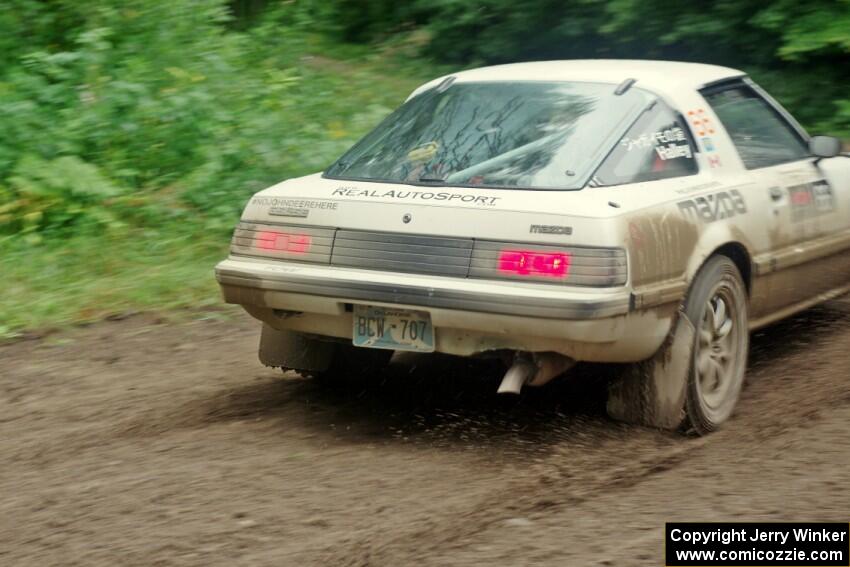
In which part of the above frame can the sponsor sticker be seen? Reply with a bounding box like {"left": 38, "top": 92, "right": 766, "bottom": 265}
{"left": 621, "top": 126, "right": 693, "bottom": 161}
{"left": 621, "top": 127, "right": 687, "bottom": 151}
{"left": 788, "top": 179, "right": 836, "bottom": 222}
{"left": 269, "top": 207, "right": 309, "bottom": 218}
{"left": 687, "top": 108, "right": 716, "bottom": 137}
{"left": 332, "top": 186, "right": 500, "bottom": 207}
{"left": 250, "top": 197, "right": 340, "bottom": 217}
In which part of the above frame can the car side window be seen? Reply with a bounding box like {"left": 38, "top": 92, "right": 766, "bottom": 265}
{"left": 702, "top": 85, "right": 809, "bottom": 169}
{"left": 592, "top": 102, "right": 697, "bottom": 187}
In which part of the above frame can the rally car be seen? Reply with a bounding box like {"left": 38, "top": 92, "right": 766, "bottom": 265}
{"left": 215, "top": 60, "right": 850, "bottom": 434}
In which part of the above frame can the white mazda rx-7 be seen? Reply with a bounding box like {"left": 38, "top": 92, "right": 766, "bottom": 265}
{"left": 215, "top": 60, "right": 850, "bottom": 434}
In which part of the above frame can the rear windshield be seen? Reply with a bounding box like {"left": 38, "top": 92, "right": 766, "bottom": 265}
{"left": 324, "top": 81, "right": 654, "bottom": 190}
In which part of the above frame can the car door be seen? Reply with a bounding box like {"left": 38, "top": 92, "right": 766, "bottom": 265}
{"left": 748, "top": 81, "right": 850, "bottom": 240}
{"left": 815, "top": 145, "right": 850, "bottom": 234}
{"left": 701, "top": 79, "right": 850, "bottom": 314}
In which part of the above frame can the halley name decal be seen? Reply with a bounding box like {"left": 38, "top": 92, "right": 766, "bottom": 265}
{"left": 620, "top": 127, "right": 693, "bottom": 160}
{"left": 332, "top": 186, "right": 500, "bottom": 207}
{"left": 530, "top": 224, "right": 573, "bottom": 235}
{"left": 655, "top": 143, "right": 693, "bottom": 160}
{"left": 678, "top": 189, "right": 747, "bottom": 223}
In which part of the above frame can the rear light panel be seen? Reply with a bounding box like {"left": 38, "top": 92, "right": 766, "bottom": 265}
{"left": 230, "top": 222, "right": 334, "bottom": 264}
{"left": 471, "top": 240, "right": 627, "bottom": 286}
{"left": 231, "top": 223, "right": 627, "bottom": 287}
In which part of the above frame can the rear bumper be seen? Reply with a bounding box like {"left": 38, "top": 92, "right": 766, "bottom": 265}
{"left": 215, "top": 256, "right": 672, "bottom": 361}
{"left": 216, "top": 256, "right": 632, "bottom": 320}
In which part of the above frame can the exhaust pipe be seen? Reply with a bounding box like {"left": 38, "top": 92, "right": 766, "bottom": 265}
{"left": 497, "top": 352, "right": 576, "bottom": 395}
{"left": 497, "top": 356, "right": 536, "bottom": 394}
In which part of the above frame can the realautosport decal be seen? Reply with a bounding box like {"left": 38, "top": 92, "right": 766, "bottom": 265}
{"left": 332, "top": 186, "right": 501, "bottom": 207}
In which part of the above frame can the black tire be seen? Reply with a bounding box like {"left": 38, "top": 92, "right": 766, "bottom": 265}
{"left": 681, "top": 255, "right": 749, "bottom": 434}
{"left": 606, "top": 255, "right": 749, "bottom": 434}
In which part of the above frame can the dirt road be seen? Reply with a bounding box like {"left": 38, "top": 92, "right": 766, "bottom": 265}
{"left": 2, "top": 298, "right": 849, "bottom": 566}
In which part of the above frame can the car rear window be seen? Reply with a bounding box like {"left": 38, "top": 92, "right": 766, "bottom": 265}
{"left": 324, "top": 81, "right": 654, "bottom": 190}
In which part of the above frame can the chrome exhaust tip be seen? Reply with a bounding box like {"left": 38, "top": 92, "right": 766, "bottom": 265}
{"left": 497, "top": 356, "right": 537, "bottom": 395}
{"left": 497, "top": 352, "right": 576, "bottom": 394}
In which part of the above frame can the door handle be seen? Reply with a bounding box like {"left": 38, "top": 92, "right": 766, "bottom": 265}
{"left": 769, "top": 186, "right": 784, "bottom": 202}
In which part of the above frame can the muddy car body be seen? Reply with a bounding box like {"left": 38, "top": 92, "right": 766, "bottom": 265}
{"left": 216, "top": 60, "right": 850, "bottom": 433}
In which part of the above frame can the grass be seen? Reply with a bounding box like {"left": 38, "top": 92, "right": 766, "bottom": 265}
{"left": 0, "top": 36, "right": 440, "bottom": 337}
{"left": 0, "top": 226, "right": 227, "bottom": 337}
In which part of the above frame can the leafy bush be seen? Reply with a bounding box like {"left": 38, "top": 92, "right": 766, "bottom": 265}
{"left": 316, "top": 0, "right": 850, "bottom": 137}
{"left": 1, "top": 155, "right": 123, "bottom": 240}
{"left": 0, "top": 0, "right": 421, "bottom": 240}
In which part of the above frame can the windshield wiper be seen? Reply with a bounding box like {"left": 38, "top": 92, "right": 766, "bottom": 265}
{"left": 418, "top": 175, "right": 446, "bottom": 183}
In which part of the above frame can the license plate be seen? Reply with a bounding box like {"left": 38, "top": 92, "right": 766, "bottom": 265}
{"left": 352, "top": 305, "right": 435, "bottom": 352}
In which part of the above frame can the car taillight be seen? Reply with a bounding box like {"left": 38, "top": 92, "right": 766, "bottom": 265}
{"left": 255, "top": 230, "right": 312, "bottom": 254}
{"left": 498, "top": 250, "right": 571, "bottom": 278}
{"left": 471, "top": 240, "right": 627, "bottom": 286}
{"left": 230, "top": 222, "right": 335, "bottom": 264}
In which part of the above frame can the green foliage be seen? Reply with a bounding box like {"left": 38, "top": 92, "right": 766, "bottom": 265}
{"left": 0, "top": 0, "right": 430, "bottom": 240}
{"left": 2, "top": 155, "right": 123, "bottom": 239}
{"left": 316, "top": 0, "right": 850, "bottom": 136}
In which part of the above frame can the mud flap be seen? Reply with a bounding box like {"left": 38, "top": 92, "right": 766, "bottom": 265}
{"left": 606, "top": 311, "right": 695, "bottom": 430}
{"left": 258, "top": 324, "right": 335, "bottom": 372}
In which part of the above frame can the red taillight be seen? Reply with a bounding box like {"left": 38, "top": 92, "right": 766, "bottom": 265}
{"left": 255, "top": 231, "right": 312, "bottom": 254}
{"left": 498, "top": 249, "right": 571, "bottom": 278}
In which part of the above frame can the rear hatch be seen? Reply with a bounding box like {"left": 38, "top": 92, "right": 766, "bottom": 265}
{"left": 232, "top": 174, "right": 628, "bottom": 288}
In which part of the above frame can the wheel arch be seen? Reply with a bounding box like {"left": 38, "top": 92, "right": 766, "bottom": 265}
{"left": 710, "top": 242, "right": 753, "bottom": 295}
{"left": 684, "top": 227, "right": 754, "bottom": 297}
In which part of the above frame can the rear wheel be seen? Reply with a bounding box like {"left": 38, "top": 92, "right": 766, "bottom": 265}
{"left": 683, "top": 256, "right": 749, "bottom": 433}
{"left": 607, "top": 255, "right": 749, "bottom": 434}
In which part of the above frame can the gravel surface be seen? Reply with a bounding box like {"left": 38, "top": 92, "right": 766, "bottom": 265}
{"left": 1, "top": 297, "right": 848, "bottom": 566}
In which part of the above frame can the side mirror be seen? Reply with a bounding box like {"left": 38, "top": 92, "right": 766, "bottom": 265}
{"left": 809, "top": 135, "right": 842, "bottom": 159}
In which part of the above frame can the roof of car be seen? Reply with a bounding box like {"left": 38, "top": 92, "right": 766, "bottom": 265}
{"left": 412, "top": 60, "right": 745, "bottom": 97}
